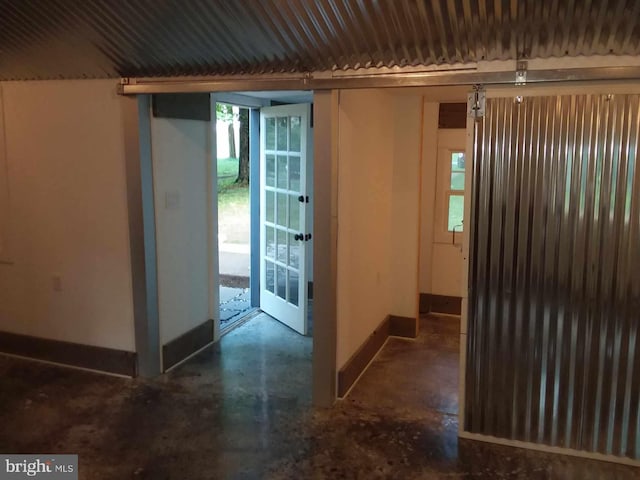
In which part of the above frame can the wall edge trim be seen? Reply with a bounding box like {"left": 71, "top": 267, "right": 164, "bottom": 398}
{"left": 337, "top": 316, "right": 390, "bottom": 398}
{"left": 419, "top": 293, "right": 462, "bottom": 315}
{"left": 0, "top": 331, "right": 137, "bottom": 377}
{"left": 162, "top": 319, "right": 214, "bottom": 371}
{"left": 389, "top": 315, "right": 418, "bottom": 338}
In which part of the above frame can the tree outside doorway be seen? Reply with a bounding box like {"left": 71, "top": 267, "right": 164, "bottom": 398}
{"left": 217, "top": 104, "right": 250, "bottom": 292}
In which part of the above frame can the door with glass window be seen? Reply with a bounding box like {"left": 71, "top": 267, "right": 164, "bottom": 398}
{"left": 260, "top": 104, "right": 311, "bottom": 334}
{"left": 431, "top": 130, "right": 467, "bottom": 297}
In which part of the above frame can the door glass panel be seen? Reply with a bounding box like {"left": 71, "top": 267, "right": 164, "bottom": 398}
{"left": 277, "top": 155, "right": 288, "bottom": 189}
{"left": 265, "top": 261, "right": 275, "bottom": 293}
{"left": 288, "top": 269, "right": 299, "bottom": 306}
{"left": 289, "top": 233, "right": 300, "bottom": 269}
{"left": 289, "top": 195, "right": 300, "bottom": 231}
{"left": 276, "top": 192, "right": 287, "bottom": 227}
{"left": 266, "top": 226, "right": 275, "bottom": 259}
{"left": 266, "top": 154, "right": 276, "bottom": 187}
{"left": 451, "top": 152, "right": 465, "bottom": 189}
{"left": 276, "top": 265, "right": 287, "bottom": 300}
{"left": 448, "top": 194, "right": 464, "bottom": 231}
{"left": 289, "top": 155, "right": 300, "bottom": 192}
{"left": 276, "top": 228, "right": 287, "bottom": 264}
{"left": 266, "top": 118, "right": 276, "bottom": 150}
{"left": 260, "top": 105, "right": 308, "bottom": 335}
{"left": 277, "top": 117, "right": 288, "bottom": 150}
{"left": 290, "top": 116, "right": 301, "bottom": 152}
{"left": 266, "top": 190, "right": 274, "bottom": 223}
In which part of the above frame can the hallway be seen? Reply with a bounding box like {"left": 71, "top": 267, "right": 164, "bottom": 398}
{"left": 0, "top": 314, "right": 635, "bottom": 479}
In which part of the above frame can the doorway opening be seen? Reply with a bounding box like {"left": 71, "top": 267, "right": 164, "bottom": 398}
{"left": 214, "top": 91, "right": 314, "bottom": 338}
{"left": 216, "top": 102, "right": 255, "bottom": 333}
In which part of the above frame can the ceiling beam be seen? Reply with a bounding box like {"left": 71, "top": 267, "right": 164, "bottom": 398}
{"left": 119, "top": 66, "right": 640, "bottom": 95}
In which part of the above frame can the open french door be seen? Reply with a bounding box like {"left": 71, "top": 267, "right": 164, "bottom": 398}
{"left": 260, "top": 104, "right": 311, "bottom": 335}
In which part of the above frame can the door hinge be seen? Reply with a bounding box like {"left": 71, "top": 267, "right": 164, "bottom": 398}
{"left": 467, "top": 86, "right": 486, "bottom": 120}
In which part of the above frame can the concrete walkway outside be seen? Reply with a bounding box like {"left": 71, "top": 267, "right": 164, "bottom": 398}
{"left": 218, "top": 242, "right": 250, "bottom": 278}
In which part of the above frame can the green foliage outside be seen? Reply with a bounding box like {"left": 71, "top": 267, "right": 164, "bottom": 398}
{"left": 448, "top": 195, "right": 464, "bottom": 232}
{"left": 218, "top": 156, "right": 249, "bottom": 244}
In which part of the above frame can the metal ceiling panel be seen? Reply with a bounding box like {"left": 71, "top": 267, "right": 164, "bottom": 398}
{"left": 0, "top": 0, "right": 639, "bottom": 81}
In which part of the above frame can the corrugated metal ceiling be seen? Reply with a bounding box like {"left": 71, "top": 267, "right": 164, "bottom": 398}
{"left": 1, "top": 0, "right": 639, "bottom": 81}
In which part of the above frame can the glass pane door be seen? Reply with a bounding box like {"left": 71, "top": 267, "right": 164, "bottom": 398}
{"left": 260, "top": 104, "right": 310, "bottom": 334}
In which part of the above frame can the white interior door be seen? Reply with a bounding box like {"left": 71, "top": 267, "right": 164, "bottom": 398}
{"left": 432, "top": 130, "right": 467, "bottom": 296}
{"left": 260, "top": 104, "right": 311, "bottom": 334}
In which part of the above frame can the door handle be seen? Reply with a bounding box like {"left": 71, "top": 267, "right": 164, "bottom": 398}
{"left": 294, "top": 233, "right": 311, "bottom": 241}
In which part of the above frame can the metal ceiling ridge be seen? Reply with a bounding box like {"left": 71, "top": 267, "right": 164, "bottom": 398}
{"left": 119, "top": 66, "right": 640, "bottom": 95}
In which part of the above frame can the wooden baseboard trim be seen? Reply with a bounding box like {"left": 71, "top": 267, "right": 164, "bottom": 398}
{"left": 162, "top": 319, "right": 214, "bottom": 371}
{"left": 420, "top": 293, "right": 462, "bottom": 315}
{"left": 389, "top": 315, "right": 418, "bottom": 338}
{"left": 337, "top": 316, "right": 389, "bottom": 398}
{"left": 0, "top": 331, "right": 137, "bottom": 376}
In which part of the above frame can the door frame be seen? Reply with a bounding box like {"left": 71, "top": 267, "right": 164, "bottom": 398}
{"left": 125, "top": 89, "right": 338, "bottom": 407}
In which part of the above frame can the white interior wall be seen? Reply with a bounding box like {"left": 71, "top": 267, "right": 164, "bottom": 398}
{"left": 150, "top": 114, "right": 212, "bottom": 349}
{"left": 389, "top": 95, "right": 422, "bottom": 318}
{"left": 0, "top": 80, "right": 135, "bottom": 351}
{"left": 418, "top": 102, "right": 440, "bottom": 294}
{"left": 336, "top": 89, "right": 393, "bottom": 369}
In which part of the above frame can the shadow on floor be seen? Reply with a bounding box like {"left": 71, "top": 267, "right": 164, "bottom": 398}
{"left": 0, "top": 314, "right": 636, "bottom": 479}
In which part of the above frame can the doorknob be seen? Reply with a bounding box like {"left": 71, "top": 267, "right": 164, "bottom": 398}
{"left": 294, "top": 233, "right": 304, "bottom": 241}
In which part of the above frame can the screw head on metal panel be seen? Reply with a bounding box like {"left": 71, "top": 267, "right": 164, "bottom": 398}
{"left": 515, "top": 61, "right": 528, "bottom": 86}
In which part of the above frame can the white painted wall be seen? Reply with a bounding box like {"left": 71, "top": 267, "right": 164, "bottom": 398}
{"left": 0, "top": 80, "right": 135, "bottom": 351}
{"left": 150, "top": 114, "right": 212, "bottom": 350}
{"left": 336, "top": 89, "right": 393, "bottom": 369}
{"left": 418, "top": 102, "right": 440, "bottom": 294}
{"left": 389, "top": 95, "right": 422, "bottom": 318}
{"left": 335, "top": 90, "right": 433, "bottom": 368}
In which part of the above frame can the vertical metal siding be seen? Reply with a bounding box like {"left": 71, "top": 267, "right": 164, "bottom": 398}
{"left": 466, "top": 94, "right": 640, "bottom": 459}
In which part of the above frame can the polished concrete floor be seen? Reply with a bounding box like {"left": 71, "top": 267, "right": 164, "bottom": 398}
{"left": 0, "top": 314, "right": 637, "bottom": 479}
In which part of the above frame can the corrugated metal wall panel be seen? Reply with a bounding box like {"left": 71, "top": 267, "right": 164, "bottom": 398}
{"left": 0, "top": 0, "right": 639, "bottom": 80}
{"left": 466, "top": 94, "right": 640, "bottom": 459}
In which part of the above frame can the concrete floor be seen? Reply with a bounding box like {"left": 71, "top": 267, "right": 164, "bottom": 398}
{"left": 0, "top": 314, "right": 637, "bottom": 479}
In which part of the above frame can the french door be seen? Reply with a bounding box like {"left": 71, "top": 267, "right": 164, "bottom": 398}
{"left": 260, "top": 104, "right": 311, "bottom": 334}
